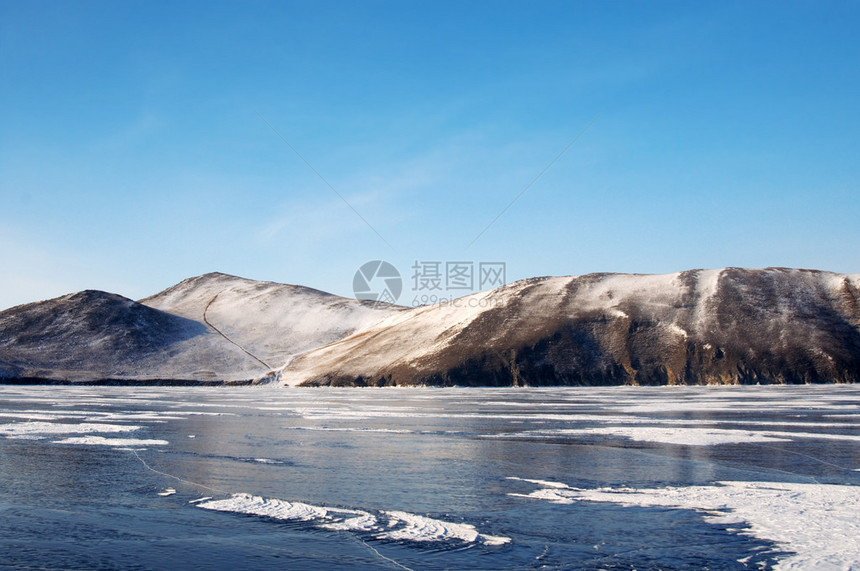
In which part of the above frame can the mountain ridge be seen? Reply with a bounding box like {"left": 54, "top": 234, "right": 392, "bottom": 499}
{"left": 1, "top": 268, "right": 858, "bottom": 386}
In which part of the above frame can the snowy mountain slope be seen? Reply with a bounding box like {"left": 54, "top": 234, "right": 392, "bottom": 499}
{"left": 139, "top": 272, "right": 406, "bottom": 368}
{"left": 0, "top": 273, "right": 403, "bottom": 383}
{"left": 0, "top": 290, "right": 255, "bottom": 382}
{"left": 278, "top": 268, "right": 860, "bottom": 387}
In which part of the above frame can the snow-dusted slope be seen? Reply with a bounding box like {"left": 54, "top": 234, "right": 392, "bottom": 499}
{"left": 278, "top": 268, "right": 860, "bottom": 387}
{"left": 0, "top": 360, "right": 23, "bottom": 379}
{"left": 0, "top": 273, "right": 403, "bottom": 383}
{"left": 0, "top": 290, "right": 253, "bottom": 382}
{"left": 140, "top": 273, "right": 405, "bottom": 368}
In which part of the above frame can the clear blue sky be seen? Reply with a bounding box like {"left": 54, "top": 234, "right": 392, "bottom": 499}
{"left": 1, "top": 0, "right": 858, "bottom": 310}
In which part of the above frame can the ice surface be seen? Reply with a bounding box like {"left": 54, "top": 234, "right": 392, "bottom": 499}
{"left": 2, "top": 385, "right": 857, "bottom": 568}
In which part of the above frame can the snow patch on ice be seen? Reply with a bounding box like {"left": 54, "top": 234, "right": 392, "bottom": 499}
{"left": 319, "top": 510, "right": 378, "bottom": 532}
{"left": 198, "top": 494, "right": 329, "bottom": 521}
{"left": 84, "top": 413, "right": 185, "bottom": 422}
{"left": 498, "top": 425, "right": 860, "bottom": 446}
{"left": 501, "top": 426, "right": 794, "bottom": 446}
{"left": 0, "top": 421, "right": 141, "bottom": 437}
{"left": 0, "top": 412, "right": 85, "bottom": 421}
{"left": 379, "top": 510, "right": 510, "bottom": 545}
{"left": 617, "top": 400, "right": 859, "bottom": 414}
{"left": 196, "top": 493, "right": 509, "bottom": 545}
{"left": 506, "top": 476, "right": 570, "bottom": 489}
{"left": 288, "top": 426, "right": 414, "bottom": 434}
{"left": 197, "top": 494, "right": 379, "bottom": 533}
{"left": 509, "top": 478, "right": 860, "bottom": 570}
{"left": 53, "top": 436, "right": 168, "bottom": 446}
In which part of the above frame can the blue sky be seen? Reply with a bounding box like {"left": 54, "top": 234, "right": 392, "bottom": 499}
{"left": 1, "top": 0, "right": 858, "bottom": 309}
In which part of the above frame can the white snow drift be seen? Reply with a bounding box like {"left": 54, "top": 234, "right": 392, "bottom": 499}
{"left": 197, "top": 493, "right": 510, "bottom": 545}
{"left": 509, "top": 477, "right": 860, "bottom": 570}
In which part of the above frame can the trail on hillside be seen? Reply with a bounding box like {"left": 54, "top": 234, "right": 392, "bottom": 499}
{"left": 203, "top": 294, "right": 273, "bottom": 370}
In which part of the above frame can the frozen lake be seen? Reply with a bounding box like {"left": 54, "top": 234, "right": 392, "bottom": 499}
{"left": 1, "top": 385, "right": 859, "bottom": 570}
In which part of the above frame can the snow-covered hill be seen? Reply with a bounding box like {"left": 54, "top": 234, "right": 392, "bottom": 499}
{"left": 139, "top": 272, "right": 406, "bottom": 370}
{"left": 0, "top": 289, "right": 235, "bottom": 382}
{"left": 277, "top": 268, "right": 860, "bottom": 387}
{"left": 0, "top": 273, "right": 402, "bottom": 383}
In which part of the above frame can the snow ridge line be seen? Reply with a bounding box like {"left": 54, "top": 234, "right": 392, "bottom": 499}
{"left": 203, "top": 294, "right": 273, "bottom": 370}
